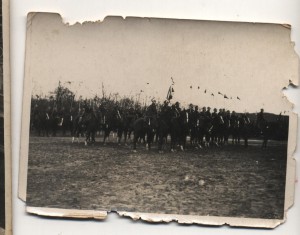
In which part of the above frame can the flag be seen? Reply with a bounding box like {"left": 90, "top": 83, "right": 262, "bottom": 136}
{"left": 167, "top": 86, "right": 173, "bottom": 100}
{"left": 237, "top": 96, "right": 240, "bottom": 100}
{"left": 171, "top": 77, "right": 175, "bottom": 85}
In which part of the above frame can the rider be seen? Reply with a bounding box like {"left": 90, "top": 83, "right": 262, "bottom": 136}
{"left": 256, "top": 108, "right": 265, "bottom": 130}
{"left": 172, "top": 101, "right": 181, "bottom": 118}
{"left": 160, "top": 100, "right": 171, "bottom": 119}
{"left": 145, "top": 99, "right": 157, "bottom": 124}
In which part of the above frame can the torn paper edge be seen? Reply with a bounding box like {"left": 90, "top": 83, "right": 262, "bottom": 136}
{"left": 2, "top": 0, "right": 12, "bottom": 234}
{"left": 23, "top": 113, "right": 297, "bottom": 228}
{"left": 18, "top": 12, "right": 299, "bottom": 229}
{"left": 26, "top": 207, "right": 107, "bottom": 220}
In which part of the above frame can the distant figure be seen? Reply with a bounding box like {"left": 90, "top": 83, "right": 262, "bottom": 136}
{"left": 240, "top": 113, "right": 251, "bottom": 147}
{"left": 257, "top": 108, "right": 271, "bottom": 148}
{"left": 172, "top": 102, "right": 181, "bottom": 118}
{"left": 146, "top": 99, "right": 157, "bottom": 117}
{"left": 256, "top": 108, "right": 266, "bottom": 130}
{"left": 145, "top": 99, "right": 157, "bottom": 124}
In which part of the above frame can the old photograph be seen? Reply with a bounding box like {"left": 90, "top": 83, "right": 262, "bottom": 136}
{"left": 0, "top": 0, "right": 10, "bottom": 234}
{"left": 0, "top": 0, "right": 4, "bottom": 233}
{"left": 20, "top": 13, "right": 298, "bottom": 228}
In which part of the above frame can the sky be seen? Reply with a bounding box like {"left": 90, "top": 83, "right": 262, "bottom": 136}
{"left": 28, "top": 13, "right": 298, "bottom": 114}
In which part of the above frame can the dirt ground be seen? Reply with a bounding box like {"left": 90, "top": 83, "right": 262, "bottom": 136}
{"left": 26, "top": 136, "right": 287, "bottom": 219}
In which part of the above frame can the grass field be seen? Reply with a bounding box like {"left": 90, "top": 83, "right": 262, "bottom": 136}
{"left": 26, "top": 136, "right": 287, "bottom": 219}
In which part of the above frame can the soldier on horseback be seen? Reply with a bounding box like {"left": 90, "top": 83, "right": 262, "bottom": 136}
{"left": 240, "top": 112, "right": 251, "bottom": 147}
{"left": 256, "top": 108, "right": 270, "bottom": 148}
{"left": 223, "top": 110, "right": 231, "bottom": 145}
{"left": 217, "top": 108, "right": 225, "bottom": 145}
{"left": 187, "top": 104, "right": 198, "bottom": 147}
{"left": 192, "top": 105, "right": 200, "bottom": 147}
{"left": 211, "top": 108, "right": 219, "bottom": 145}
{"left": 145, "top": 99, "right": 157, "bottom": 124}
{"left": 256, "top": 108, "right": 266, "bottom": 131}
{"left": 231, "top": 111, "right": 240, "bottom": 144}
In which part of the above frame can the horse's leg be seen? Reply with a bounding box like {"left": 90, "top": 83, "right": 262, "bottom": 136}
{"left": 117, "top": 128, "right": 123, "bottom": 145}
{"left": 72, "top": 125, "right": 77, "bottom": 143}
{"left": 127, "top": 131, "right": 130, "bottom": 141}
{"left": 170, "top": 131, "right": 176, "bottom": 152}
{"left": 142, "top": 133, "right": 146, "bottom": 145}
{"left": 147, "top": 131, "right": 154, "bottom": 150}
{"left": 205, "top": 131, "right": 210, "bottom": 147}
{"left": 85, "top": 130, "right": 90, "bottom": 146}
{"left": 158, "top": 131, "right": 163, "bottom": 152}
{"left": 233, "top": 130, "right": 237, "bottom": 144}
{"left": 170, "top": 136, "right": 174, "bottom": 152}
{"left": 103, "top": 128, "right": 109, "bottom": 145}
{"left": 190, "top": 127, "right": 195, "bottom": 147}
{"left": 224, "top": 128, "right": 228, "bottom": 145}
{"left": 222, "top": 128, "right": 225, "bottom": 145}
{"left": 133, "top": 132, "right": 138, "bottom": 152}
{"left": 201, "top": 129, "right": 205, "bottom": 146}
{"left": 123, "top": 128, "right": 128, "bottom": 145}
{"left": 145, "top": 131, "right": 150, "bottom": 150}
{"left": 71, "top": 128, "right": 75, "bottom": 143}
{"left": 92, "top": 129, "right": 96, "bottom": 143}
{"left": 180, "top": 128, "right": 186, "bottom": 151}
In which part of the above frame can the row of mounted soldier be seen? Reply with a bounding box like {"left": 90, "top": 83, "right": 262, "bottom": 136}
{"left": 31, "top": 99, "right": 286, "bottom": 152}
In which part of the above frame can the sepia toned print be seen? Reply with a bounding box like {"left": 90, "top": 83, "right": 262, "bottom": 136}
{"left": 0, "top": 0, "right": 5, "bottom": 233}
{"left": 20, "top": 13, "right": 298, "bottom": 228}
{"left": 1, "top": 0, "right": 11, "bottom": 234}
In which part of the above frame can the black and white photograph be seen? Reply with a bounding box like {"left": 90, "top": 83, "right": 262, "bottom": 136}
{"left": 20, "top": 13, "right": 298, "bottom": 228}
{"left": 0, "top": 0, "right": 7, "bottom": 234}
{"left": 0, "top": 1, "right": 4, "bottom": 233}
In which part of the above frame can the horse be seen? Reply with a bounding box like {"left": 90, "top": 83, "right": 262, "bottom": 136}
{"left": 31, "top": 109, "right": 52, "bottom": 137}
{"left": 231, "top": 117, "right": 240, "bottom": 144}
{"left": 216, "top": 114, "right": 225, "bottom": 145}
{"left": 261, "top": 121, "right": 272, "bottom": 148}
{"left": 82, "top": 109, "right": 98, "bottom": 146}
{"left": 239, "top": 115, "right": 251, "bottom": 147}
{"left": 223, "top": 114, "right": 231, "bottom": 145}
{"left": 195, "top": 112, "right": 206, "bottom": 148}
{"left": 101, "top": 108, "right": 118, "bottom": 144}
{"left": 121, "top": 111, "right": 136, "bottom": 144}
{"left": 204, "top": 115, "right": 214, "bottom": 147}
{"left": 61, "top": 111, "right": 73, "bottom": 136}
{"left": 170, "top": 109, "right": 189, "bottom": 151}
{"left": 71, "top": 113, "right": 85, "bottom": 143}
{"left": 156, "top": 107, "right": 172, "bottom": 152}
{"left": 132, "top": 116, "right": 157, "bottom": 151}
